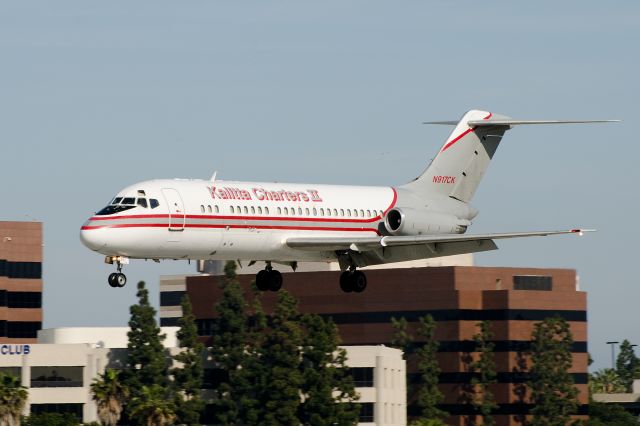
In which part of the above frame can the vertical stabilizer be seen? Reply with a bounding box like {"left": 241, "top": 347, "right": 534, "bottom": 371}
{"left": 402, "top": 109, "right": 508, "bottom": 203}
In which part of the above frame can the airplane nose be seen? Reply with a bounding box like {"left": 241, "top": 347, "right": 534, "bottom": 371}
{"left": 80, "top": 226, "right": 106, "bottom": 251}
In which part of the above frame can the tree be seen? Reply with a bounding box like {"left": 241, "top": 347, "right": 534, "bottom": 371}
{"left": 589, "top": 369, "right": 626, "bottom": 394}
{"left": 259, "top": 290, "right": 304, "bottom": 425}
{"left": 125, "top": 281, "right": 170, "bottom": 424}
{"left": 587, "top": 400, "right": 638, "bottom": 426}
{"left": 298, "top": 313, "right": 360, "bottom": 425}
{"left": 0, "top": 372, "right": 28, "bottom": 426}
{"left": 90, "top": 369, "right": 129, "bottom": 426}
{"left": 129, "top": 385, "right": 177, "bottom": 426}
{"left": 528, "top": 316, "right": 579, "bottom": 426}
{"left": 470, "top": 320, "right": 498, "bottom": 426}
{"left": 210, "top": 260, "right": 250, "bottom": 425}
{"left": 412, "top": 315, "right": 448, "bottom": 423}
{"left": 390, "top": 316, "right": 412, "bottom": 358}
{"left": 22, "top": 413, "right": 78, "bottom": 426}
{"left": 171, "top": 295, "right": 205, "bottom": 425}
{"left": 615, "top": 339, "right": 639, "bottom": 392}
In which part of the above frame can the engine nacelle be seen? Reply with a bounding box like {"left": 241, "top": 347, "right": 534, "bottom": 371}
{"left": 384, "top": 207, "right": 470, "bottom": 236}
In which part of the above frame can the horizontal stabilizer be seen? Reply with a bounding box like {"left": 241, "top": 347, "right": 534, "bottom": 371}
{"left": 467, "top": 119, "right": 620, "bottom": 127}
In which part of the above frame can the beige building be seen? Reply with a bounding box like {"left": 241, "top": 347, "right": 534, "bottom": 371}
{"left": 0, "top": 327, "right": 406, "bottom": 425}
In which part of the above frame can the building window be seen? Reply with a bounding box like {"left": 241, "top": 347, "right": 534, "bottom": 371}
{"left": 31, "top": 366, "right": 84, "bottom": 388}
{"left": 7, "top": 292, "right": 42, "bottom": 308}
{"left": 30, "top": 404, "right": 83, "bottom": 422}
{"left": 0, "top": 367, "right": 21, "bottom": 380}
{"left": 513, "top": 275, "right": 553, "bottom": 291}
{"left": 358, "top": 402, "right": 374, "bottom": 422}
{"left": 202, "top": 368, "right": 229, "bottom": 389}
{"left": 7, "top": 321, "right": 40, "bottom": 338}
{"left": 351, "top": 367, "right": 374, "bottom": 387}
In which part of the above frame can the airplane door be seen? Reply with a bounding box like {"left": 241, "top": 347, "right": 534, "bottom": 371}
{"left": 161, "top": 188, "right": 186, "bottom": 231}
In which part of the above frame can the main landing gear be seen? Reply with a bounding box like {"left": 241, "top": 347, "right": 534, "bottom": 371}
{"left": 339, "top": 270, "right": 367, "bottom": 293}
{"left": 255, "top": 263, "right": 282, "bottom": 292}
{"left": 106, "top": 257, "right": 127, "bottom": 288}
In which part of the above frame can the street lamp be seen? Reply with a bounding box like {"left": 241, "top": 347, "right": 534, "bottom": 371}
{"left": 607, "top": 341, "right": 619, "bottom": 369}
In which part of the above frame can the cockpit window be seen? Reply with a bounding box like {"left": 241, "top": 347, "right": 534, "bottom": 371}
{"left": 137, "top": 198, "right": 148, "bottom": 208}
{"left": 113, "top": 197, "right": 123, "bottom": 204}
{"left": 96, "top": 205, "right": 136, "bottom": 215}
{"left": 150, "top": 199, "right": 159, "bottom": 209}
{"left": 121, "top": 197, "right": 136, "bottom": 205}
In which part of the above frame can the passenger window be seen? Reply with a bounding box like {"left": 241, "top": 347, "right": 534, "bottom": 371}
{"left": 313, "top": 208, "right": 317, "bottom": 216}
{"left": 215, "top": 205, "right": 219, "bottom": 213}
{"left": 200, "top": 205, "right": 205, "bottom": 213}
{"left": 150, "top": 199, "right": 159, "bottom": 209}
{"left": 347, "top": 209, "right": 351, "bottom": 217}
{"left": 354, "top": 210, "right": 358, "bottom": 218}
{"left": 333, "top": 209, "right": 338, "bottom": 216}
{"left": 320, "top": 208, "right": 325, "bottom": 216}
{"left": 367, "top": 210, "right": 371, "bottom": 217}
{"left": 305, "top": 208, "right": 310, "bottom": 216}
{"left": 340, "top": 209, "right": 344, "bottom": 216}
{"left": 298, "top": 207, "right": 302, "bottom": 215}
{"left": 326, "top": 209, "right": 331, "bottom": 217}
{"left": 290, "top": 207, "right": 295, "bottom": 216}
{"left": 258, "top": 206, "right": 262, "bottom": 214}
{"left": 207, "top": 205, "right": 212, "bottom": 213}
{"left": 243, "top": 206, "right": 248, "bottom": 214}
{"left": 230, "top": 206, "right": 235, "bottom": 214}
{"left": 251, "top": 206, "right": 256, "bottom": 214}
{"left": 265, "top": 207, "right": 269, "bottom": 215}
{"left": 284, "top": 207, "right": 289, "bottom": 215}
{"left": 360, "top": 209, "right": 364, "bottom": 217}
{"left": 137, "top": 198, "right": 148, "bottom": 208}
{"left": 277, "top": 207, "right": 282, "bottom": 215}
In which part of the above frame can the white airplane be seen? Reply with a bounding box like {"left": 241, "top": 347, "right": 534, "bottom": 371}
{"left": 80, "top": 110, "right": 615, "bottom": 292}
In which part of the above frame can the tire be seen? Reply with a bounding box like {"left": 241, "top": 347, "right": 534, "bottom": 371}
{"left": 352, "top": 271, "right": 367, "bottom": 293}
{"left": 339, "top": 272, "right": 353, "bottom": 293}
{"left": 256, "top": 270, "right": 269, "bottom": 291}
{"left": 269, "top": 270, "right": 283, "bottom": 292}
{"left": 116, "top": 273, "right": 127, "bottom": 288}
{"left": 108, "top": 273, "right": 118, "bottom": 288}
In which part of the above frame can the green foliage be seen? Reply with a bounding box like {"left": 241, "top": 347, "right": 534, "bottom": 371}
{"left": 124, "top": 281, "right": 170, "bottom": 425}
{"left": 260, "top": 290, "right": 304, "bottom": 425}
{"left": 0, "top": 372, "right": 28, "bottom": 426}
{"left": 90, "top": 368, "right": 129, "bottom": 426}
{"left": 414, "top": 315, "right": 448, "bottom": 422}
{"left": 171, "top": 295, "right": 205, "bottom": 425}
{"left": 22, "top": 412, "right": 79, "bottom": 426}
{"left": 528, "top": 316, "right": 579, "bottom": 426}
{"left": 616, "top": 339, "right": 640, "bottom": 392}
{"left": 390, "top": 316, "right": 412, "bottom": 358}
{"left": 470, "top": 320, "right": 498, "bottom": 426}
{"left": 589, "top": 369, "right": 626, "bottom": 394}
{"left": 298, "top": 314, "right": 360, "bottom": 425}
{"left": 587, "top": 400, "right": 638, "bottom": 425}
{"left": 210, "top": 260, "right": 250, "bottom": 425}
{"left": 129, "top": 384, "right": 177, "bottom": 426}
{"left": 409, "top": 419, "right": 447, "bottom": 426}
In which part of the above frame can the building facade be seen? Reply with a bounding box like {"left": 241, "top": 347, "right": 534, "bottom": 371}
{"left": 0, "top": 327, "right": 405, "bottom": 426}
{"left": 0, "top": 221, "right": 43, "bottom": 343}
{"left": 161, "top": 266, "right": 588, "bottom": 425}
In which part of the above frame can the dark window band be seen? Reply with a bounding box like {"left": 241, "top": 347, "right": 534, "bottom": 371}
{"left": 160, "top": 317, "right": 180, "bottom": 327}
{"left": 413, "top": 403, "right": 589, "bottom": 416}
{"left": 344, "top": 341, "right": 587, "bottom": 353}
{"left": 7, "top": 321, "right": 41, "bottom": 338}
{"left": 0, "top": 259, "right": 42, "bottom": 279}
{"left": 160, "top": 291, "right": 186, "bottom": 307}
{"left": 320, "top": 309, "right": 586, "bottom": 324}
{"left": 411, "top": 372, "right": 588, "bottom": 384}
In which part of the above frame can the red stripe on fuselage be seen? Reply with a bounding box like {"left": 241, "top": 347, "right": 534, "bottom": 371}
{"left": 81, "top": 223, "right": 381, "bottom": 234}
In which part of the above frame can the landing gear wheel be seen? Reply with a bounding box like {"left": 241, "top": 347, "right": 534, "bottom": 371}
{"left": 340, "top": 272, "right": 353, "bottom": 293}
{"left": 108, "top": 273, "right": 118, "bottom": 288}
{"left": 116, "top": 273, "right": 127, "bottom": 288}
{"left": 256, "top": 270, "right": 270, "bottom": 291}
{"left": 268, "top": 270, "right": 283, "bottom": 292}
{"left": 352, "top": 271, "right": 367, "bottom": 293}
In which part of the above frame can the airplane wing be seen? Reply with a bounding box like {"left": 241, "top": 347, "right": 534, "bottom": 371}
{"left": 285, "top": 229, "right": 594, "bottom": 252}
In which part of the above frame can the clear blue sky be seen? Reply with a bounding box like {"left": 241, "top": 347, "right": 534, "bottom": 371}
{"left": 0, "top": 1, "right": 636, "bottom": 370}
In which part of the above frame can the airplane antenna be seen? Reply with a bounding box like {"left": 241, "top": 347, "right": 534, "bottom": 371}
{"left": 210, "top": 171, "right": 217, "bottom": 182}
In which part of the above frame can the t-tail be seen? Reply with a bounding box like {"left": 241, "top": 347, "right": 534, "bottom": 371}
{"left": 402, "top": 109, "right": 618, "bottom": 203}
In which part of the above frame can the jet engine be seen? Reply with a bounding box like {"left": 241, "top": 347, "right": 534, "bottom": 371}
{"left": 384, "top": 208, "right": 470, "bottom": 236}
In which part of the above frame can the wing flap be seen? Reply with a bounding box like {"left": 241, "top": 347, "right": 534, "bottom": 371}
{"left": 285, "top": 229, "right": 593, "bottom": 252}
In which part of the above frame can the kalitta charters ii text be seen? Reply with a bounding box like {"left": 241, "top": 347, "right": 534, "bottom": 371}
{"left": 208, "top": 186, "right": 323, "bottom": 203}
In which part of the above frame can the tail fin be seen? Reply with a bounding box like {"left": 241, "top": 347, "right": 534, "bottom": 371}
{"left": 402, "top": 110, "right": 617, "bottom": 203}
{"left": 403, "top": 109, "right": 506, "bottom": 203}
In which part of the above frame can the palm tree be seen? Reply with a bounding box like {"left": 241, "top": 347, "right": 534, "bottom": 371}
{"left": 129, "top": 385, "right": 177, "bottom": 426}
{"left": 90, "top": 369, "right": 129, "bottom": 426}
{"left": 589, "top": 368, "right": 626, "bottom": 394}
{"left": 0, "top": 372, "right": 28, "bottom": 426}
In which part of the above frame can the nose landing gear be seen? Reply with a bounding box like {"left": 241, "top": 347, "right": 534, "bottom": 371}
{"left": 106, "top": 257, "right": 127, "bottom": 288}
